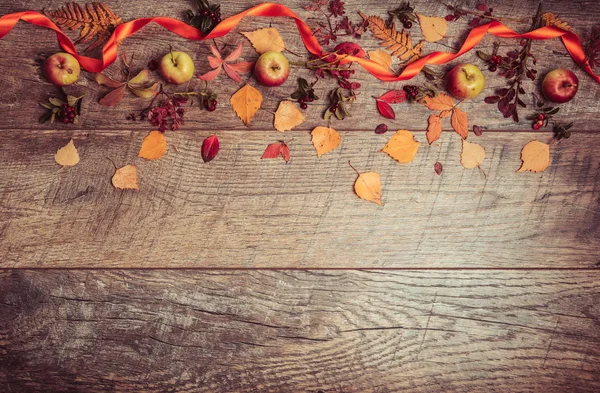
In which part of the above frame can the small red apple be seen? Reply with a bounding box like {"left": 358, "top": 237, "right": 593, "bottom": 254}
{"left": 541, "top": 68, "right": 579, "bottom": 103}
{"left": 253, "top": 51, "right": 289, "bottom": 87}
{"left": 44, "top": 52, "right": 81, "bottom": 86}
{"left": 159, "top": 51, "right": 195, "bottom": 84}
{"left": 446, "top": 63, "right": 486, "bottom": 99}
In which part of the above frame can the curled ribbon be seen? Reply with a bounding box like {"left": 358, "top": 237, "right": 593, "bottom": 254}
{"left": 0, "top": 2, "right": 598, "bottom": 84}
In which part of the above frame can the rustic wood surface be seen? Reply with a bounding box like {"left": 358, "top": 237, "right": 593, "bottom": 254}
{"left": 1, "top": 0, "right": 600, "bottom": 391}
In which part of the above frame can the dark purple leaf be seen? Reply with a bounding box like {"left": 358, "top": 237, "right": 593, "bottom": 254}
{"left": 517, "top": 98, "right": 526, "bottom": 108}
{"left": 526, "top": 69, "right": 536, "bottom": 80}
{"left": 473, "top": 125, "right": 483, "bottom": 136}
{"left": 497, "top": 88, "right": 509, "bottom": 96}
{"left": 469, "top": 17, "right": 481, "bottom": 27}
{"left": 484, "top": 95, "right": 500, "bottom": 104}
{"left": 375, "top": 124, "right": 389, "bottom": 134}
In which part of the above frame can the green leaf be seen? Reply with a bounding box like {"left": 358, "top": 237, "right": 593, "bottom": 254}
{"left": 476, "top": 50, "right": 492, "bottom": 61}
{"left": 67, "top": 94, "right": 84, "bottom": 107}
{"left": 129, "top": 82, "right": 159, "bottom": 98}
{"left": 40, "top": 103, "right": 53, "bottom": 109}
{"left": 49, "top": 97, "right": 64, "bottom": 107}
{"left": 39, "top": 111, "right": 52, "bottom": 124}
{"left": 128, "top": 69, "right": 150, "bottom": 85}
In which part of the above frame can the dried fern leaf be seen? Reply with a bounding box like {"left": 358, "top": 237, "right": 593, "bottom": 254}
{"left": 44, "top": 2, "right": 123, "bottom": 52}
{"left": 542, "top": 12, "right": 575, "bottom": 33}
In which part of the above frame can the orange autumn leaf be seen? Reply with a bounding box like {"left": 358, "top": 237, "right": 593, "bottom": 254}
{"left": 423, "top": 94, "right": 455, "bottom": 111}
{"left": 241, "top": 27, "right": 286, "bottom": 53}
{"left": 517, "top": 140, "right": 550, "bottom": 173}
{"left": 55, "top": 139, "right": 80, "bottom": 167}
{"left": 542, "top": 12, "right": 575, "bottom": 33}
{"left": 230, "top": 83, "right": 263, "bottom": 126}
{"left": 426, "top": 114, "right": 443, "bottom": 144}
{"left": 381, "top": 130, "right": 420, "bottom": 164}
{"left": 274, "top": 100, "right": 305, "bottom": 132}
{"left": 451, "top": 107, "right": 469, "bottom": 139}
{"left": 138, "top": 130, "right": 166, "bottom": 160}
{"left": 460, "top": 139, "right": 485, "bottom": 169}
{"left": 112, "top": 164, "right": 139, "bottom": 190}
{"left": 367, "top": 49, "right": 393, "bottom": 71}
{"left": 354, "top": 171, "right": 383, "bottom": 206}
{"left": 440, "top": 109, "right": 452, "bottom": 119}
{"left": 416, "top": 14, "right": 448, "bottom": 42}
{"left": 311, "top": 126, "right": 341, "bottom": 157}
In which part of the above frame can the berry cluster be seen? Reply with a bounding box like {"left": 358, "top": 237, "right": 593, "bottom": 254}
{"left": 203, "top": 97, "right": 217, "bottom": 112}
{"left": 488, "top": 55, "right": 502, "bottom": 72}
{"left": 291, "top": 78, "right": 319, "bottom": 110}
{"left": 298, "top": 95, "right": 314, "bottom": 110}
{"left": 57, "top": 104, "right": 77, "bottom": 124}
{"left": 187, "top": 0, "right": 221, "bottom": 34}
{"left": 145, "top": 96, "right": 187, "bottom": 132}
{"left": 399, "top": 15, "right": 413, "bottom": 29}
{"left": 531, "top": 113, "right": 546, "bottom": 130}
{"left": 403, "top": 85, "right": 420, "bottom": 100}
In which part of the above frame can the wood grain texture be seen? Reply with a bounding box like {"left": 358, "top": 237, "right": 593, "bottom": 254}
{"left": 1, "top": 269, "right": 599, "bottom": 393}
{"left": 0, "top": 129, "right": 599, "bottom": 268}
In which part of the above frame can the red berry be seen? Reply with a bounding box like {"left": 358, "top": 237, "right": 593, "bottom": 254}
{"left": 404, "top": 21, "right": 412, "bottom": 29}
{"left": 532, "top": 123, "right": 540, "bottom": 130}
{"left": 537, "top": 113, "right": 545, "bottom": 121}
{"left": 300, "top": 102, "right": 308, "bottom": 110}
{"left": 489, "top": 65, "right": 497, "bottom": 72}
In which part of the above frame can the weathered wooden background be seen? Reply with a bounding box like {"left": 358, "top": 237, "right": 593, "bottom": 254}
{"left": 0, "top": 0, "right": 599, "bottom": 391}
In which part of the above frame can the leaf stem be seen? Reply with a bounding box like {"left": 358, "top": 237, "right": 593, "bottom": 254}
{"left": 348, "top": 160, "right": 360, "bottom": 176}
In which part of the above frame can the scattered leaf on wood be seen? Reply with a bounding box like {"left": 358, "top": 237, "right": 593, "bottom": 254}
{"left": 376, "top": 90, "right": 407, "bottom": 104}
{"left": 261, "top": 141, "right": 290, "bottom": 162}
{"left": 473, "top": 125, "right": 483, "bottom": 136}
{"left": 381, "top": 130, "right": 420, "bottom": 164}
{"left": 423, "top": 94, "right": 455, "bottom": 111}
{"left": 416, "top": 14, "right": 448, "bottom": 42}
{"left": 138, "top": 130, "right": 167, "bottom": 161}
{"left": 112, "top": 164, "right": 139, "bottom": 190}
{"left": 311, "top": 126, "right": 341, "bottom": 157}
{"left": 451, "top": 107, "right": 469, "bottom": 139}
{"left": 201, "top": 134, "right": 220, "bottom": 163}
{"left": 375, "top": 124, "right": 389, "bottom": 134}
{"left": 359, "top": 12, "right": 424, "bottom": 65}
{"left": 96, "top": 69, "right": 158, "bottom": 106}
{"left": 98, "top": 85, "right": 127, "bottom": 106}
{"left": 199, "top": 43, "right": 253, "bottom": 83}
{"left": 460, "top": 139, "right": 485, "bottom": 169}
{"left": 44, "top": 2, "right": 123, "bottom": 52}
{"left": 354, "top": 171, "right": 383, "bottom": 206}
{"left": 517, "top": 140, "right": 550, "bottom": 173}
{"left": 230, "top": 83, "right": 263, "bottom": 126}
{"left": 241, "top": 27, "right": 286, "bottom": 53}
{"left": 376, "top": 100, "right": 395, "bottom": 119}
{"left": 426, "top": 114, "right": 443, "bottom": 144}
{"left": 368, "top": 49, "right": 393, "bottom": 70}
{"left": 274, "top": 100, "right": 305, "bottom": 132}
{"left": 55, "top": 139, "right": 80, "bottom": 167}
{"left": 434, "top": 161, "right": 443, "bottom": 176}
{"left": 542, "top": 12, "right": 575, "bottom": 33}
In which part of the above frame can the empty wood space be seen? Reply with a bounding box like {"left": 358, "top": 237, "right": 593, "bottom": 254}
{"left": 0, "top": 0, "right": 599, "bottom": 391}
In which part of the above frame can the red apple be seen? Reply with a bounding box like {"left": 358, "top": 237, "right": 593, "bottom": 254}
{"left": 254, "top": 51, "right": 289, "bottom": 87}
{"left": 446, "top": 63, "right": 486, "bottom": 99}
{"left": 541, "top": 68, "right": 579, "bottom": 103}
{"left": 44, "top": 52, "right": 81, "bottom": 86}
{"left": 159, "top": 51, "right": 195, "bottom": 84}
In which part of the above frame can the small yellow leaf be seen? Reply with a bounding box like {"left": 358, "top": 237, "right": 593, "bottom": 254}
{"left": 416, "top": 14, "right": 448, "bottom": 42}
{"left": 426, "top": 114, "right": 443, "bottom": 144}
{"left": 381, "top": 130, "right": 420, "bottom": 164}
{"left": 460, "top": 139, "right": 485, "bottom": 169}
{"left": 274, "top": 100, "right": 306, "bottom": 132}
{"left": 138, "top": 130, "right": 166, "bottom": 160}
{"left": 517, "top": 140, "right": 550, "bottom": 173}
{"left": 55, "top": 139, "right": 80, "bottom": 167}
{"left": 241, "top": 27, "right": 286, "bottom": 54}
{"left": 112, "top": 164, "right": 139, "bottom": 190}
{"left": 230, "top": 83, "right": 263, "bottom": 126}
{"left": 451, "top": 108, "right": 469, "bottom": 139}
{"left": 368, "top": 49, "right": 393, "bottom": 70}
{"left": 311, "top": 126, "right": 341, "bottom": 157}
{"left": 354, "top": 172, "right": 383, "bottom": 206}
{"left": 423, "top": 94, "right": 455, "bottom": 111}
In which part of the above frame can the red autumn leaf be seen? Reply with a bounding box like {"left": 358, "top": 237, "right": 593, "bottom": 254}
{"left": 261, "top": 142, "right": 282, "bottom": 159}
{"left": 375, "top": 124, "right": 388, "bottom": 134}
{"left": 199, "top": 43, "right": 253, "bottom": 83}
{"left": 280, "top": 142, "right": 290, "bottom": 162}
{"left": 99, "top": 84, "right": 127, "bottom": 106}
{"left": 376, "top": 99, "right": 395, "bottom": 119}
{"left": 201, "top": 134, "right": 220, "bottom": 163}
{"left": 377, "top": 90, "right": 407, "bottom": 104}
{"left": 434, "top": 161, "right": 443, "bottom": 175}
{"left": 334, "top": 42, "right": 367, "bottom": 57}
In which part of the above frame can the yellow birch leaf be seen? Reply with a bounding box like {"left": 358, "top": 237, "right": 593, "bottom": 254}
{"left": 368, "top": 49, "right": 393, "bottom": 70}
{"left": 112, "top": 164, "right": 139, "bottom": 190}
{"left": 426, "top": 114, "right": 443, "bottom": 144}
{"left": 55, "top": 139, "right": 80, "bottom": 167}
{"left": 354, "top": 172, "right": 383, "bottom": 206}
{"left": 381, "top": 130, "right": 420, "bottom": 163}
{"left": 460, "top": 139, "right": 485, "bottom": 169}
{"left": 416, "top": 14, "right": 448, "bottom": 42}
{"left": 311, "top": 126, "right": 341, "bottom": 157}
{"left": 241, "top": 27, "right": 286, "bottom": 54}
{"left": 423, "top": 94, "right": 455, "bottom": 111}
{"left": 230, "top": 83, "right": 263, "bottom": 126}
{"left": 274, "top": 100, "right": 306, "bottom": 132}
{"left": 451, "top": 108, "right": 469, "bottom": 139}
{"left": 138, "top": 130, "right": 166, "bottom": 160}
{"left": 517, "top": 140, "right": 550, "bottom": 173}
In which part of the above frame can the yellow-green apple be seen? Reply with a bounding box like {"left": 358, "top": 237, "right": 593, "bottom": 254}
{"left": 542, "top": 68, "right": 579, "bottom": 103}
{"left": 446, "top": 63, "right": 486, "bottom": 99}
{"left": 253, "top": 51, "right": 289, "bottom": 87}
{"left": 44, "top": 52, "right": 81, "bottom": 86}
{"left": 159, "top": 51, "right": 195, "bottom": 84}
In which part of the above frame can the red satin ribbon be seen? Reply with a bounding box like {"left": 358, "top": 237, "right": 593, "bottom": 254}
{"left": 1, "top": 3, "right": 598, "bottom": 84}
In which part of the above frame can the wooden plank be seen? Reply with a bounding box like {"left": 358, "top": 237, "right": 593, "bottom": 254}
{"left": 0, "top": 0, "right": 599, "bottom": 132}
{"left": 1, "top": 269, "right": 599, "bottom": 392}
{"left": 0, "top": 129, "right": 598, "bottom": 268}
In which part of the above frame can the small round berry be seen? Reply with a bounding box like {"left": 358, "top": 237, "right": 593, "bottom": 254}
{"left": 404, "top": 21, "right": 412, "bottom": 29}
{"left": 537, "top": 120, "right": 544, "bottom": 127}
{"left": 537, "top": 113, "right": 545, "bottom": 121}
{"left": 300, "top": 102, "right": 308, "bottom": 110}
{"left": 489, "top": 65, "right": 497, "bottom": 72}
{"left": 532, "top": 123, "right": 540, "bottom": 130}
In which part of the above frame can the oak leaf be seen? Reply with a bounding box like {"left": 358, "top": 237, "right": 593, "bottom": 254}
{"left": 138, "top": 130, "right": 166, "bottom": 161}
{"left": 426, "top": 114, "right": 443, "bottom": 144}
{"left": 274, "top": 101, "right": 305, "bottom": 132}
{"left": 517, "top": 140, "right": 550, "bottom": 173}
{"left": 381, "top": 130, "right": 420, "bottom": 164}
{"left": 112, "top": 164, "right": 139, "bottom": 190}
{"left": 368, "top": 49, "right": 393, "bottom": 70}
{"left": 55, "top": 139, "right": 80, "bottom": 167}
{"left": 542, "top": 12, "right": 575, "bottom": 33}
{"left": 416, "top": 14, "right": 448, "bottom": 42}
{"left": 451, "top": 107, "right": 469, "bottom": 139}
{"left": 423, "top": 94, "right": 455, "bottom": 111}
{"left": 311, "top": 126, "right": 341, "bottom": 157}
{"left": 241, "top": 27, "right": 286, "bottom": 53}
{"left": 230, "top": 84, "right": 263, "bottom": 126}
{"left": 460, "top": 139, "right": 485, "bottom": 169}
{"left": 360, "top": 13, "right": 424, "bottom": 64}
{"left": 199, "top": 43, "right": 254, "bottom": 83}
{"left": 354, "top": 171, "right": 383, "bottom": 206}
